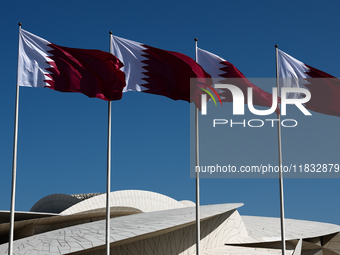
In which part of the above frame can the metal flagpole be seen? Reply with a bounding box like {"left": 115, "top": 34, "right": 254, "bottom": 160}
{"left": 8, "top": 22, "right": 22, "bottom": 255}
{"left": 105, "top": 32, "right": 113, "bottom": 255}
{"left": 275, "top": 44, "right": 286, "bottom": 255}
{"left": 194, "top": 38, "right": 201, "bottom": 255}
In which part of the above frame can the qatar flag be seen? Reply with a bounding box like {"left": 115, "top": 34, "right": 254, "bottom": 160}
{"left": 18, "top": 29, "right": 126, "bottom": 101}
{"left": 196, "top": 47, "right": 276, "bottom": 110}
{"left": 278, "top": 49, "right": 340, "bottom": 117}
{"left": 110, "top": 35, "right": 212, "bottom": 107}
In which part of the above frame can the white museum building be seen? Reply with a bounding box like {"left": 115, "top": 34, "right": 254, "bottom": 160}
{"left": 0, "top": 190, "right": 339, "bottom": 254}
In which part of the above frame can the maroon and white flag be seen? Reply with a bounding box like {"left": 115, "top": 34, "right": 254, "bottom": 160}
{"left": 110, "top": 35, "right": 211, "bottom": 106}
{"left": 278, "top": 49, "right": 340, "bottom": 117}
{"left": 197, "top": 47, "right": 276, "bottom": 109}
{"left": 18, "top": 29, "right": 126, "bottom": 101}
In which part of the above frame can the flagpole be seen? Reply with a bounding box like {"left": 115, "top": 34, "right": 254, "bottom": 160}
{"left": 194, "top": 37, "right": 201, "bottom": 255}
{"left": 105, "top": 31, "right": 113, "bottom": 255}
{"left": 275, "top": 44, "right": 286, "bottom": 255}
{"left": 8, "top": 22, "right": 22, "bottom": 255}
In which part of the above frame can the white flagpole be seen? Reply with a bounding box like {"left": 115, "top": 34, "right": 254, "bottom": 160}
{"left": 275, "top": 44, "right": 286, "bottom": 255}
{"left": 194, "top": 38, "right": 201, "bottom": 255}
{"left": 105, "top": 32, "right": 113, "bottom": 255}
{"left": 8, "top": 22, "right": 22, "bottom": 255}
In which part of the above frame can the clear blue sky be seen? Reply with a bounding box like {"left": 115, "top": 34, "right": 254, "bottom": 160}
{"left": 1, "top": 0, "right": 340, "bottom": 227}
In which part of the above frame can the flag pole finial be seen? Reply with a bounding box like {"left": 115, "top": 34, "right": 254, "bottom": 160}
{"left": 18, "top": 22, "right": 22, "bottom": 27}
{"left": 194, "top": 38, "right": 198, "bottom": 42}
{"left": 275, "top": 44, "right": 278, "bottom": 48}
{"left": 109, "top": 31, "right": 112, "bottom": 35}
